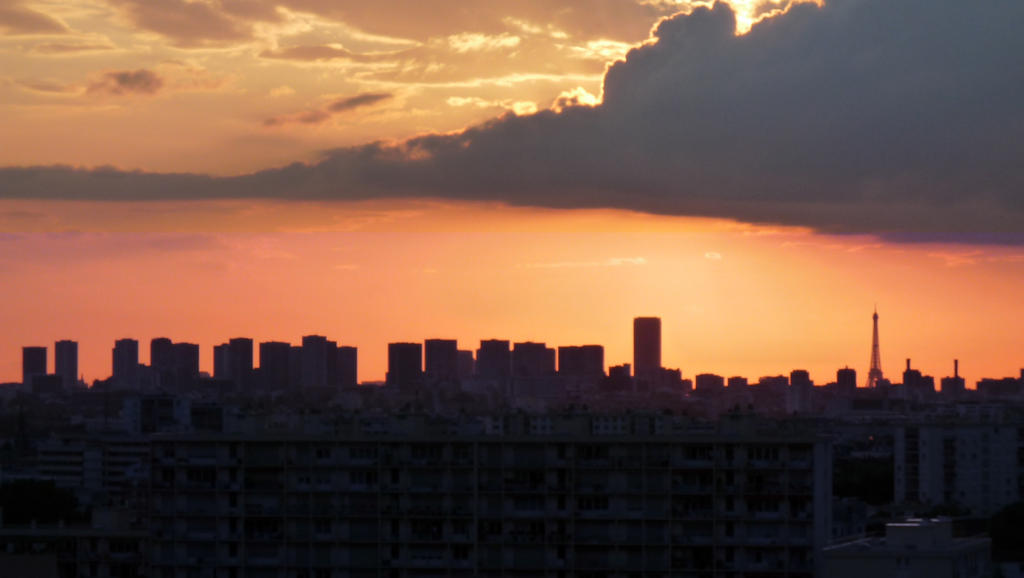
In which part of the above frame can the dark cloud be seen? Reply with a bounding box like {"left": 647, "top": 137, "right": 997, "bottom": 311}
{"left": 327, "top": 93, "right": 393, "bottom": 112}
{"left": 87, "top": 69, "right": 163, "bottom": 95}
{"left": 0, "top": 2, "right": 67, "bottom": 35}
{"left": 2, "top": 0, "right": 1024, "bottom": 240}
{"left": 264, "top": 92, "right": 393, "bottom": 126}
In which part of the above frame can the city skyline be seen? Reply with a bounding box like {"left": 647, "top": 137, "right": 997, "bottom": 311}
{"left": 4, "top": 310, "right": 1017, "bottom": 387}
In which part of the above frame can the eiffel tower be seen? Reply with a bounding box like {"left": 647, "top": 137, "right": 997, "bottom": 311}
{"left": 865, "top": 307, "right": 884, "bottom": 388}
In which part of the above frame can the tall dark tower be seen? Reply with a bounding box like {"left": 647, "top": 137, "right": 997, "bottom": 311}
{"left": 866, "top": 308, "right": 884, "bottom": 388}
{"left": 633, "top": 317, "right": 661, "bottom": 379}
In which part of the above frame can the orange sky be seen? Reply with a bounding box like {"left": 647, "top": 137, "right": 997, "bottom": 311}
{"left": 1, "top": 0, "right": 1021, "bottom": 388}
{"left": 1, "top": 200, "right": 1021, "bottom": 385}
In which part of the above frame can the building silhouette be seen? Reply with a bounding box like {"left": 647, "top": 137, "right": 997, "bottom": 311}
{"left": 54, "top": 340, "right": 78, "bottom": 389}
{"left": 633, "top": 317, "right": 662, "bottom": 380}
{"left": 387, "top": 342, "right": 423, "bottom": 390}
{"left": 301, "top": 335, "right": 330, "bottom": 388}
{"left": 259, "top": 341, "right": 291, "bottom": 390}
{"left": 476, "top": 339, "right": 511, "bottom": 379}
{"left": 424, "top": 339, "right": 459, "bottom": 383}
{"left": 21, "top": 346, "right": 47, "bottom": 387}
{"left": 337, "top": 346, "right": 358, "bottom": 388}
{"left": 512, "top": 342, "right": 556, "bottom": 378}
{"left": 112, "top": 338, "right": 139, "bottom": 388}
{"left": 557, "top": 345, "right": 605, "bottom": 379}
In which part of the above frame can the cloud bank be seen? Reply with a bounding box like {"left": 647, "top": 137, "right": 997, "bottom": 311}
{"left": 2, "top": 0, "right": 1023, "bottom": 237}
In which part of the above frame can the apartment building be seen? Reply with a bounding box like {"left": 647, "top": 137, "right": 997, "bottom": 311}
{"left": 894, "top": 421, "right": 1020, "bottom": 515}
{"left": 148, "top": 415, "right": 831, "bottom": 578}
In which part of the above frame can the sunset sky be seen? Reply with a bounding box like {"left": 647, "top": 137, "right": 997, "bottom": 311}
{"left": 1, "top": 0, "right": 1022, "bottom": 385}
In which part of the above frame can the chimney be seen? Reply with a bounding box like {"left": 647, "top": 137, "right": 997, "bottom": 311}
{"left": 954, "top": 359, "right": 959, "bottom": 378}
{"left": 906, "top": 358, "right": 911, "bottom": 371}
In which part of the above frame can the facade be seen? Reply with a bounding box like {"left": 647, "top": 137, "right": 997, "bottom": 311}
{"left": 337, "top": 346, "right": 358, "bottom": 389}
{"left": 822, "top": 518, "right": 990, "bottom": 578}
{"left": 148, "top": 416, "right": 831, "bottom": 578}
{"left": 894, "top": 422, "right": 1019, "bottom": 515}
{"left": 512, "top": 342, "right": 556, "bottom": 378}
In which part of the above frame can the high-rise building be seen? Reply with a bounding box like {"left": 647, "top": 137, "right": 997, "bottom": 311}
{"left": 112, "top": 338, "right": 139, "bottom": 387}
{"left": 557, "top": 345, "right": 605, "bottom": 379}
{"left": 173, "top": 342, "right": 200, "bottom": 381}
{"left": 337, "top": 346, "right": 358, "bottom": 388}
{"left": 512, "top": 342, "right": 556, "bottom": 378}
{"left": 476, "top": 340, "right": 511, "bottom": 379}
{"left": 301, "top": 335, "right": 330, "bottom": 388}
{"left": 22, "top": 346, "right": 47, "bottom": 387}
{"left": 150, "top": 337, "right": 175, "bottom": 388}
{"left": 213, "top": 343, "right": 230, "bottom": 380}
{"left": 387, "top": 342, "right": 422, "bottom": 390}
{"left": 633, "top": 317, "right": 662, "bottom": 379}
{"left": 425, "top": 339, "right": 459, "bottom": 383}
{"left": 259, "top": 341, "right": 292, "bottom": 390}
{"left": 457, "top": 350, "right": 474, "bottom": 380}
{"left": 54, "top": 340, "right": 78, "bottom": 389}
{"left": 836, "top": 367, "right": 857, "bottom": 395}
{"left": 228, "top": 338, "right": 253, "bottom": 388}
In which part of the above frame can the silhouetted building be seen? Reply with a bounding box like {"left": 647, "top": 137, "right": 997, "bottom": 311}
{"left": 695, "top": 373, "right": 725, "bottom": 393}
{"left": 387, "top": 342, "right": 422, "bottom": 390}
{"left": 837, "top": 367, "right": 857, "bottom": 395}
{"left": 259, "top": 341, "right": 292, "bottom": 390}
{"left": 789, "top": 369, "right": 813, "bottom": 414}
{"left": 173, "top": 342, "right": 200, "bottom": 381}
{"left": 301, "top": 335, "right": 330, "bottom": 388}
{"left": 512, "top": 341, "right": 556, "bottom": 378}
{"left": 213, "top": 343, "right": 230, "bottom": 380}
{"left": 558, "top": 345, "right": 605, "bottom": 379}
{"left": 633, "top": 316, "right": 662, "bottom": 379}
{"left": 54, "top": 340, "right": 78, "bottom": 389}
{"left": 288, "top": 345, "right": 302, "bottom": 389}
{"left": 457, "top": 350, "right": 474, "bottom": 380}
{"left": 476, "top": 339, "right": 511, "bottom": 379}
{"left": 112, "top": 338, "right": 139, "bottom": 388}
{"left": 228, "top": 337, "right": 253, "bottom": 388}
{"left": 22, "top": 346, "right": 46, "bottom": 387}
{"left": 337, "top": 346, "right": 358, "bottom": 388}
{"left": 325, "top": 339, "right": 339, "bottom": 386}
{"left": 605, "top": 363, "right": 632, "bottom": 391}
{"left": 727, "top": 376, "right": 749, "bottom": 389}
{"left": 424, "top": 339, "right": 459, "bottom": 383}
{"left": 902, "top": 359, "right": 935, "bottom": 400}
{"left": 940, "top": 359, "right": 966, "bottom": 397}
{"left": 31, "top": 373, "right": 62, "bottom": 394}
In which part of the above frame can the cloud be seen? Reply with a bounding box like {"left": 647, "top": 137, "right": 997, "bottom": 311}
{"left": 264, "top": 92, "right": 393, "bottom": 126}
{"left": 0, "top": 2, "right": 68, "bottom": 35}
{"left": 87, "top": 69, "right": 163, "bottom": 95}
{"left": 2, "top": 0, "right": 1024, "bottom": 241}
{"left": 30, "top": 41, "right": 115, "bottom": 55}
{"left": 327, "top": 92, "right": 393, "bottom": 113}
{"left": 447, "top": 32, "right": 521, "bottom": 53}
